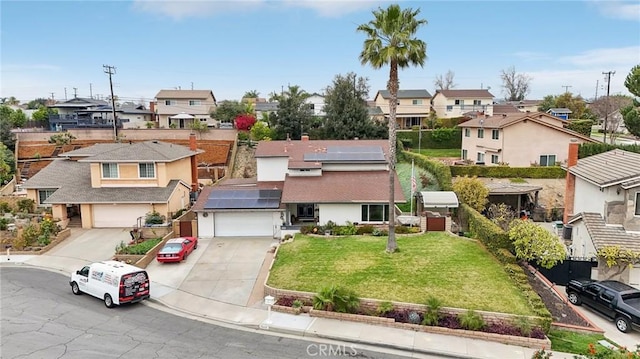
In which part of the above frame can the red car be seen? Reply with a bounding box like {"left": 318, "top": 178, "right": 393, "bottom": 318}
{"left": 156, "top": 237, "right": 198, "bottom": 263}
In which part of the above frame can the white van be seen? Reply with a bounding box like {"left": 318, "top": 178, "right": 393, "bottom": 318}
{"left": 69, "top": 261, "right": 150, "bottom": 308}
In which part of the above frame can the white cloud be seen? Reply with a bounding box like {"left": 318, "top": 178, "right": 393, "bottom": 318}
{"left": 526, "top": 68, "right": 632, "bottom": 100}
{"left": 591, "top": 0, "right": 640, "bottom": 21}
{"left": 558, "top": 46, "right": 640, "bottom": 67}
{"left": 131, "top": 0, "right": 387, "bottom": 20}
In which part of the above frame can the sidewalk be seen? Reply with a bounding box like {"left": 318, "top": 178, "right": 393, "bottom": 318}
{"left": 1, "top": 252, "right": 579, "bottom": 359}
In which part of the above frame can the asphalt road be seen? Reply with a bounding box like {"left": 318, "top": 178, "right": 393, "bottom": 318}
{"left": 1, "top": 267, "right": 443, "bottom": 359}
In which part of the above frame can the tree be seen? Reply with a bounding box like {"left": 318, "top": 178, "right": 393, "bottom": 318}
{"left": 32, "top": 106, "right": 58, "bottom": 122}
{"left": 537, "top": 95, "right": 555, "bottom": 113}
{"left": 243, "top": 90, "right": 260, "bottom": 99}
{"left": 452, "top": 176, "right": 489, "bottom": 212}
{"left": 270, "top": 85, "right": 312, "bottom": 140}
{"left": 358, "top": 4, "right": 427, "bottom": 253}
{"left": 235, "top": 114, "right": 256, "bottom": 131}
{"left": 624, "top": 64, "right": 640, "bottom": 98}
{"left": 190, "top": 119, "right": 210, "bottom": 139}
{"left": 500, "top": 66, "right": 531, "bottom": 101}
{"left": 486, "top": 203, "right": 515, "bottom": 231}
{"left": 508, "top": 219, "right": 566, "bottom": 269}
{"left": 0, "top": 96, "right": 19, "bottom": 105}
{"left": 212, "top": 100, "right": 245, "bottom": 124}
{"left": 250, "top": 121, "right": 272, "bottom": 141}
{"left": 323, "top": 72, "right": 386, "bottom": 140}
{"left": 10, "top": 109, "right": 27, "bottom": 128}
{"left": 26, "top": 98, "right": 48, "bottom": 109}
{"left": 554, "top": 92, "right": 589, "bottom": 119}
{"left": 48, "top": 132, "right": 76, "bottom": 145}
{"left": 589, "top": 95, "right": 633, "bottom": 119}
{"left": 434, "top": 70, "right": 456, "bottom": 90}
{"left": 0, "top": 142, "right": 15, "bottom": 184}
{"left": 621, "top": 105, "right": 640, "bottom": 137}
{"left": 0, "top": 109, "right": 15, "bottom": 150}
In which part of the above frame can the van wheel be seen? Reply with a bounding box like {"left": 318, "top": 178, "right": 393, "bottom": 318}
{"left": 567, "top": 292, "right": 582, "bottom": 305}
{"left": 71, "top": 282, "right": 82, "bottom": 295}
{"left": 104, "top": 294, "right": 115, "bottom": 308}
{"left": 616, "top": 317, "right": 630, "bottom": 333}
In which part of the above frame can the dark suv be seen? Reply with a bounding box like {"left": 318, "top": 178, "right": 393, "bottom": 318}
{"left": 566, "top": 279, "right": 640, "bottom": 333}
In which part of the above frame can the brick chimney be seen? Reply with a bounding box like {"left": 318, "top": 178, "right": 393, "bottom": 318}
{"left": 563, "top": 139, "right": 579, "bottom": 223}
{"left": 189, "top": 133, "right": 198, "bottom": 192}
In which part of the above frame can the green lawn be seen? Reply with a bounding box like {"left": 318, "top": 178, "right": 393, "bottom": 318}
{"left": 268, "top": 233, "right": 536, "bottom": 315}
{"left": 411, "top": 148, "right": 461, "bottom": 158}
{"left": 547, "top": 329, "right": 612, "bottom": 355}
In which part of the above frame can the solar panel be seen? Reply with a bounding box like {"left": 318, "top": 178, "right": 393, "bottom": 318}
{"left": 303, "top": 145, "right": 385, "bottom": 162}
{"left": 204, "top": 189, "right": 282, "bottom": 209}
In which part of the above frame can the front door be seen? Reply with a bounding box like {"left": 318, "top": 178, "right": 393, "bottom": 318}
{"left": 297, "top": 204, "right": 314, "bottom": 221}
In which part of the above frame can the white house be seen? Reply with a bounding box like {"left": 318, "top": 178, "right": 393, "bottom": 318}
{"left": 306, "top": 93, "right": 326, "bottom": 116}
{"left": 192, "top": 136, "right": 405, "bottom": 238}
{"left": 431, "top": 89, "right": 494, "bottom": 119}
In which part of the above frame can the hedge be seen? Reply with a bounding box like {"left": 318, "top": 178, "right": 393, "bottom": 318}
{"left": 450, "top": 166, "right": 566, "bottom": 179}
{"left": 460, "top": 203, "right": 511, "bottom": 251}
{"left": 579, "top": 142, "right": 640, "bottom": 158}
{"left": 397, "top": 128, "right": 462, "bottom": 149}
{"left": 565, "top": 119, "right": 593, "bottom": 137}
{"left": 403, "top": 151, "right": 453, "bottom": 191}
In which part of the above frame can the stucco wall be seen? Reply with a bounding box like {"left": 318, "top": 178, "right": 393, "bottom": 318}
{"left": 568, "top": 220, "right": 597, "bottom": 258}
{"left": 573, "top": 178, "right": 621, "bottom": 215}
{"left": 257, "top": 157, "right": 289, "bottom": 181}
{"left": 318, "top": 203, "right": 360, "bottom": 225}
{"left": 624, "top": 189, "right": 640, "bottom": 231}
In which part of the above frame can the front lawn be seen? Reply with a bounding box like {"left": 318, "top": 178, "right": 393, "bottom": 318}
{"left": 411, "top": 148, "right": 460, "bottom": 158}
{"left": 268, "top": 233, "right": 535, "bottom": 315}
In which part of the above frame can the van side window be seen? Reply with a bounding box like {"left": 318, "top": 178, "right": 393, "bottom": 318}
{"left": 601, "top": 291, "right": 614, "bottom": 302}
{"left": 79, "top": 266, "right": 90, "bottom": 277}
{"left": 585, "top": 285, "right": 600, "bottom": 296}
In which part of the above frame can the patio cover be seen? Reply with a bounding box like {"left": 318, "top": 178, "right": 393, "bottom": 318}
{"left": 418, "top": 191, "right": 459, "bottom": 208}
{"left": 171, "top": 112, "right": 194, "bottom": 119}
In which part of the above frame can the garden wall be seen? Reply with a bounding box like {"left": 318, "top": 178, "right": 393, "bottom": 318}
{"left": 7, "top": 228, "right": 71, "bottom": 255}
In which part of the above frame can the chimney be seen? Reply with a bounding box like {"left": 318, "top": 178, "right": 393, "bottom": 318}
{"left": 189, "top": 133, "right": 198, "bottom": 192}
{"left": 301, "top": 135, "right": 309, "bottom": 141}
{"left": 563, "top": 139, "right": 579, "bottom": 223}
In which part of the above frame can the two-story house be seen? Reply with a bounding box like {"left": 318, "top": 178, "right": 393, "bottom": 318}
{"left": 458, "top": 112, "right": 596, "bottom": 167}
{"left": 48, "top": 97, "right": 113, "bottom": 131}
{"left": 373, "top": 89, "right": 432, "bottom": 129}
{"left": 155, "top": 90, "right": 217, "bottom": 129}
{"left": 431, "top": 89, "right": 494, "bottom": 119}
{"left": 505, "top": 100, "right": 541, "bottom": 113}
{"left": 192, "top": 136, "right": 405, "bottom": 238}
{"left": 563, "top": 145, "right": 640, "bottom": 287}
{"left": 21, "top": 135, "right": 203, "bottom": 228}
{"left": 307, "top": 93, "right": 326, "bottom": 116}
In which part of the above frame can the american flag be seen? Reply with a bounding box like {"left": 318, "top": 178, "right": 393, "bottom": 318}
{"left": 411, "top": 160, "right": 417, "bottom": 193}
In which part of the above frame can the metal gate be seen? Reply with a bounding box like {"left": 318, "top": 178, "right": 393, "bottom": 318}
{"left": 532, "top": 257, "right": 598, "bottom": 286}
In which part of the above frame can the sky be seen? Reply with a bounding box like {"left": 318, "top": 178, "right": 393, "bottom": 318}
{"left": 1, "top": 0, "right": 639, "bottom": 105}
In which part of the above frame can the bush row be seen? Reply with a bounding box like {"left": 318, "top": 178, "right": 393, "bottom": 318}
{"left": 450, "top": 166, "right": 566, "bottom": 179}
{"left": 403, "top": 151, "right": 453, "bottom": 191}
{"left": 397, "top": 128, "right": 462, "bottom": 149}
{"left": 578, "top": 142, "right": 640, "bottom": 158}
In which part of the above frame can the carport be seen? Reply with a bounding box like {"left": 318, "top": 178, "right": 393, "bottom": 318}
{"left": 485, "top": 183, "right": 542, "bottom": 216}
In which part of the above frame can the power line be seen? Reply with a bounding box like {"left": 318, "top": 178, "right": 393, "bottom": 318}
{"left": 103, "top": 64, "right": 118, "bottom": 141}
{"left": 562, "top": 85, "right": 572, "bottom": 94}
{"left": 602, "top": 71, "right": 615, "bottom": 144}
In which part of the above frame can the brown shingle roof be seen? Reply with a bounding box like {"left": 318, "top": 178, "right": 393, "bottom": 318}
{"left": 569, "top": 212, "right": 640, "bottom": 252}
{"left": 436, "top": 89, "right": 494, "bottom": 98}
{"left": 568, "top": 149, "right": 640, "bottom": 188}
{"left": 281, "top": 171, "right": 405, "bottom": 203}
{"left": 493, "top": 104, "right": 522, "bottom": 114}
{"left": 155, "top": 90, "right": 215, "bottom": 100}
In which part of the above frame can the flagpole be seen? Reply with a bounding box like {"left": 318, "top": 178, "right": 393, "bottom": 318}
{"left": 410, "top": 159, "right": 415, "bottom": 216}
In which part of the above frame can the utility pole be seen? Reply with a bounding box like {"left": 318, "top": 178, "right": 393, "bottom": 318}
{"left": 562, "top": 85, "right": 572, "bottom": 94}
{"left": 191, "top": 82, "right": 194, "bottom": 90}
{"left": 602, "top": 71, "right": 615, "bottom": 144}
{"left": 594, "top": 80, "right": 599, "bottom": 101}
{"left": 89, "top": 83, "right": 93, "bottom": 99}
{"left": 103, "top": 64, "right": 118, "bottom": 141}
{"left": 73, "top": 87, "right": 78, "bottom": 98}
{"left": 64, "top": 87, "right": 68, "bottom": 100}
{"left": 49, "top": 92, "right": 55, "bottom": 105}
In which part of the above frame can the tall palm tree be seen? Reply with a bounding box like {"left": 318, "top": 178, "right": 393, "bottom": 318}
{"left": 357, "top": 4, "right": 427, "bottom": 253}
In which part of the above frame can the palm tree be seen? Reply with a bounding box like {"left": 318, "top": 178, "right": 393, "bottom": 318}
{"left": 357, "top": 4, "right": 427, "bottom": 253}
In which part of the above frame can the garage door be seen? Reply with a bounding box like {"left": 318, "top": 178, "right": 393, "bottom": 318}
{"left": 214, "top": 212, "right": 274, "bottom": 237}
{"left": 93, "top": 204, "right": 151, "bottom": 228}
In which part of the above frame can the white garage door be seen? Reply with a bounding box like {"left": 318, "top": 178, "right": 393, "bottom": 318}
{"left": 214, "top": 212, "right": 274, "bottom": 237}
{"left": 93, "top": 204, "right": 151, "bottom": 228}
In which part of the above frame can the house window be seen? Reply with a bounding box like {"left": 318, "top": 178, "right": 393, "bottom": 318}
{"left": 473, "top": 100, "right": 482, "bottom": 105}
{"left": 462, "top": 149, "right": 468, "bottom": 159}
{"left": 139, "top": 163, "right": 155, "bottom": 178}
{"left": 539, "top": 154, "right": 557, "bottom": 167}
{"left": 454, "top": 99, "right": 463, "bottom": 105}
{"left": 412, "top": 99, "right": 423, "bottom": 105}
{"left": 446, "top": 105, "right": 453, "bottom": 111}
{"left": 297, "top": 204, "right": 314, "bottom": 218}
{"left": 38, "top": 189, "right": 56, "bottom": 205}
{"left": 492, "top": 129, "right": 499, "bottom": 140}
{"left": 478, "top": 129, "right": 484, "bottom": 138}
{"left": 189, "top": 100, "right": 201, "bottom": 106}
{"left": 477, "top": 152, "right": 485, "bottom": 163}
{"left": 491, "top": 154, "right": 499, "bottom": 164}
{"left": 165, "top": 100, "right": 177, "bottom": 106}
{"left": 464, "top": 128, "right": 471, "bottom": 137}
{"left": 102, "top": 163, "right": 119, "bottom": 178}
{"left": 361, "top": 204, "right": 389, "bottom": 222}
{"left": 635, "top": 193, "right": 639, "bottom": 216}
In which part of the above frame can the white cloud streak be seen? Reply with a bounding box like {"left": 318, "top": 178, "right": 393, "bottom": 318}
{"left": 591, "top": 0, "right": 640, "bottom": 21}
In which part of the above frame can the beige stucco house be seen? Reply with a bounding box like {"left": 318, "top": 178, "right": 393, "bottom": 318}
{"left": 21, "top": 136, "right": 203, "bottom": 228}
{"left": 373, "top": 89, "right": 432, "bottom": 129}
{"left": 431, "top": 89, "right": 494, "bottom": 119}
{"left": 155, "top": 90, "right": 217, "bottom": 129}
{"left": 458, "top": 112, "right": 597, "bottom": 166}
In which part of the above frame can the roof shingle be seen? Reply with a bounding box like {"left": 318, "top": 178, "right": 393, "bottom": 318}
{"left": 568, "top": 149, "right": 640, "bottom": 187}
{"left": 569, "top": 212, "right": 640, "bottom": 252}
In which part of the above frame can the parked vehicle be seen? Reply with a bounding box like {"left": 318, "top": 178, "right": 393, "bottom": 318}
{"left": 566, "top": 279, "right": 640, "bottom": 333}
{"left": 156, "top": 236, "right": 198, "bottom": 263}
{"left": 69, "top": 261, "right": 150, "bottom": 308}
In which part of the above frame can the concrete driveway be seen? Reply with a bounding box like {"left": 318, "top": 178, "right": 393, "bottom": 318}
{"left": 147, "top": 236, "right": 276, "bottom": 307}
{"left": 23, "top": 228, "right": 133, "bottom": 273}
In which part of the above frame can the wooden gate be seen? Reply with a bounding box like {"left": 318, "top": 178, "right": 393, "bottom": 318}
{"left": 179, "top": 220, "right": 193, "bottom": 237}
{"left": 426, "top": 217, "right": 445, "bottom": 231}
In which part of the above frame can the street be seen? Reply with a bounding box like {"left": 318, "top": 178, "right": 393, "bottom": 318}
{"left": 1, "top": 267, "right": 443, "bottom": 359}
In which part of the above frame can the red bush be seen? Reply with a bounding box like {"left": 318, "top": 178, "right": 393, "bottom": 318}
{"left": 235, "top": 114, "right": 256, "bottom": 131}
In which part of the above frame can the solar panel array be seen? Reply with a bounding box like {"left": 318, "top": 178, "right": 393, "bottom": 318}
{"left": 204, "top": 189, "right": 281, "bottom": 209}
{"left": 303, "top": 145, "right": 385, "bottom": 162}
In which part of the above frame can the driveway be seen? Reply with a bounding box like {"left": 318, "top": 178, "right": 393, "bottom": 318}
{"left": 22, "top": 228, "right": 132, "bottom": 273}
{"left": 147, "top": 236, "right": 275, "bottom": 307}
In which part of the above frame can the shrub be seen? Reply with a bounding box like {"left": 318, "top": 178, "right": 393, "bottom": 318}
{"left": 421, "top": 296, "right": 442, "bottom": 326}
{"left": 450, "top": 166, "right": 566, "bottom": 179}
{"left": 397, "top": 129, "right": 462, "bottom": 149}
{"left": 313, "top": 286, "right": 360, "bottom": 314}
{"left": 356, "top": 225, "right": 375, "bottom": 235}
{"left": 16, "top": 199, "right": 35, "bottom": 213}
{"left": 117, "top": 238, "right": 162, "bottom": 255}
{"left": 333, "top": 222, "right": 357, "bottom": 235}
{"left": 237, "top": 131, "right": 250, "bottom": 141}
{"left": 395, "top": 226, "right": 420, "bottom": 234}
{"left": 566, "top": 119, "right": 593, "bottom": 137}
{"left": 0, "top": 201, "right": 11, "bottom": 214}
{"left": 145, "top": 211, "right": 165, "bottom": 225}
{"left": 372, "top": 228, "right": 388, "bottom": 236}
{"left": 459, "top": 310, "right": 485, "bottom": 331}
{"left": 292, "top": 299, "right": 304, "bottom": 309}
{"left": 0, "top": 217, "right": 9, "bottom": 230}
{"left": 20, "top": 223, "right": 39, "bottom": 247}
{"left": 579, "top": 142, "right": 640, "bottom": 158}
{"left": 172, "top": 208, "right": 187, "bottom": 219}
{"left": 513, "top": 316, "right": 533, "bottom": 337}
{"left": 403, "top": 151, "right": 453, "bottom": 191}
{"left": 376, "top": 301, "right": 394, "bottom": 316}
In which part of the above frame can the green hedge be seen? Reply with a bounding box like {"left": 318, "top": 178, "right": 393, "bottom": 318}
{"left": 460, "top": 204, "right": 511, "bottom": 251}
{"left": 565, "top": 120, "right": 593, "bottom": 137}
{"left": 403, "top": 151, "right": 453, "bottom": 191}
{"left": 397, "top": 128, "right": 462, "bottom": 149}
{"left": 450, "top": 166, "right": 566, "bottom": 179}
{"left": 579, "top": 142, "right": 640, "bottom": 158}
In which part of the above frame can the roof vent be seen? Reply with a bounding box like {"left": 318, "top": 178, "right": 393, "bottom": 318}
{"left": 152, "top": 140, "right": 158, "bottom": 144}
